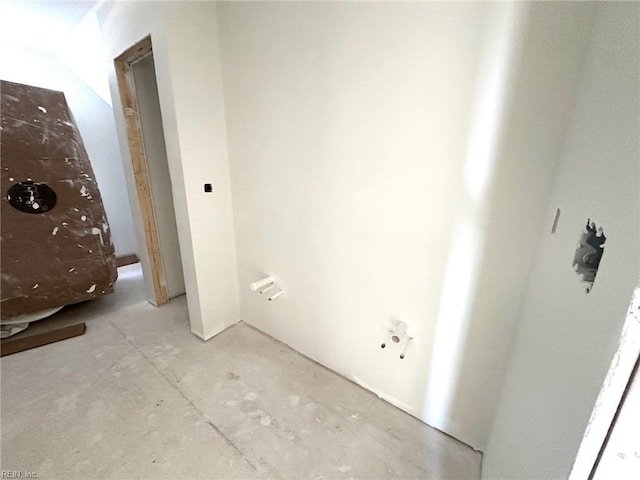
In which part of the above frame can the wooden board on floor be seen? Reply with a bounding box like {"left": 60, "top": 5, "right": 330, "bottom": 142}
{"left": 116, "top": 253, "right": 140, "bottom": 267}
{"left": 1, "top": 323, "right": 86, "bottom": 357}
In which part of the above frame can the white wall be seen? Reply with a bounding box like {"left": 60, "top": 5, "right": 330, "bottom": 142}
{"left": 218, "top": 1, "right": 594, "bottom": 448}
{"left": 0, "top": 42, "right": 138, "bottom": 256}
{"left": 483, "top": 3, "right": 640, "bottom": 478}
{"left": 97, "top": 1, "right": 239, "bottom": 338}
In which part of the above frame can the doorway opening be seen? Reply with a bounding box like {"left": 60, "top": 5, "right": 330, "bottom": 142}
{"left": 570, "top": 283, "right": 640, "bottom": 479}
{"left": 114, "top": 36, "right": 185, "bottom": 306}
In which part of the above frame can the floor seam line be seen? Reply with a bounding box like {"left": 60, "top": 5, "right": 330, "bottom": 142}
{"left": 103, "top": 317, "right": 260, "bottom": 473}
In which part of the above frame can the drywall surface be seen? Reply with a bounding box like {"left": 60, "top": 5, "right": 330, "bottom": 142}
{"left": 131, "top": 53, "right": 185, "bottom": 299}
{"left": 483, "top": 3, "right": 640, "bottom": 478}
{"left": 219, "top": 1, "right": 594, "bottom": 448}
{"left": 97, "top": 1, "right": 239, "bottom": 338}
{"left": 0, "top": 43, "right": 138, "bottom": 257}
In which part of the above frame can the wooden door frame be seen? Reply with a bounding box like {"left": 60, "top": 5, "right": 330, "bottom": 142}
{"left": 114, "top": 36, "right": 169, "bottom": 305}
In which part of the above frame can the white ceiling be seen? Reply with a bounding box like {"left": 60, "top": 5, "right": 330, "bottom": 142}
{"left": 0, "top": 1, "right": 98, "bottom": 54}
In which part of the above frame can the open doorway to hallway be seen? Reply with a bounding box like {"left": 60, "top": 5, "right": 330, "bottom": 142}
{"left": 114, "top": 37, "right": 185, "bottom": 306}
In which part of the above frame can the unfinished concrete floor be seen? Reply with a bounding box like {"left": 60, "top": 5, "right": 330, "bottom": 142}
{"left": 1, "top": 264, "right": 481, "bottom": 479}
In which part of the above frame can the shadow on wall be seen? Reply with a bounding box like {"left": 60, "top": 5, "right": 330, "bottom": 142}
{"left": 418, "top": 1, "right": 596, "bottom": 448}
{"left": 420, "top": 0, "right": 524, "bottom": 436}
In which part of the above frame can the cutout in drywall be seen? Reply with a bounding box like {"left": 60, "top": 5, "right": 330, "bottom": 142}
{"left": 572, "top": 219, "right": 606, "bottom": 293}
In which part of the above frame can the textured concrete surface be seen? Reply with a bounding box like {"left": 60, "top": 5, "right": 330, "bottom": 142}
{"left": 1, "top": 264, "right": 481, "bottom": 479}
